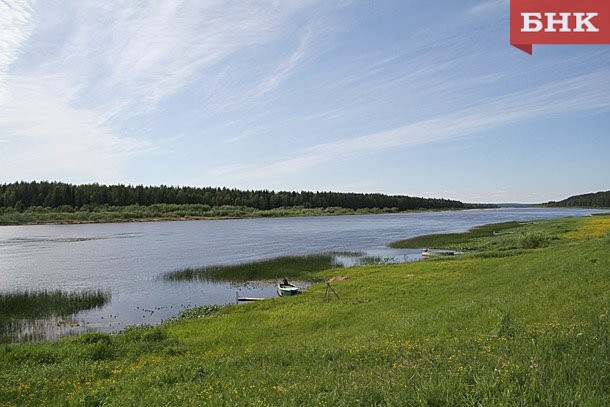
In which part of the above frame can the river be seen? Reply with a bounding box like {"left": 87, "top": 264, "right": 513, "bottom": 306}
{"left": 0, "top": 208, "right": 606, "bottom": 340}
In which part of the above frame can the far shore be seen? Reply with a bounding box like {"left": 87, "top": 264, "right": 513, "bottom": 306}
{"left": 0, "top": 206, "right": 474, "bottom": 227}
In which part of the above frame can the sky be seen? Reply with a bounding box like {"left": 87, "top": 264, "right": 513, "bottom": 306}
{"left": 1, "top": 0, "right": 609, "bottom": 204}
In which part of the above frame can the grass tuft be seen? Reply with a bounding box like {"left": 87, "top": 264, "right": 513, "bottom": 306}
{"left": 0, "top": 289, "right": 110, "bottom": 344}
{"left": 0, "top": 290, "right": 110, "bottom": 321}
{"left": 162, "top": 253, "right": 342, "bottom": 282}
{"left": 518, "top": 231, "right": 550, "bottom": 249}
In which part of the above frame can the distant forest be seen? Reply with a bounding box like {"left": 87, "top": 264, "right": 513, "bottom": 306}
{"left": 546, "top": 191, "right": 610, "bottom": 208}
{"left": 0, "top": 181, "right": 466, "bottom": 212}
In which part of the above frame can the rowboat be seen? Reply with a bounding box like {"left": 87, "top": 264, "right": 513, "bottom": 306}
{"left": 277, "top": 283, "right": 300, "bottom": 297}
{"left": 422, "top": 249, "right": 455, "bottom": 258}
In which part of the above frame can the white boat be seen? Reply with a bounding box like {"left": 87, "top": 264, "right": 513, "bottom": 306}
{"left": 277, "top": 283, "right": 300, "bottom": 297}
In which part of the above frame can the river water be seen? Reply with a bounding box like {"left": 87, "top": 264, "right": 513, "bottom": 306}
{"left": 0, "top": 208, "right": 606, "bottom": 340}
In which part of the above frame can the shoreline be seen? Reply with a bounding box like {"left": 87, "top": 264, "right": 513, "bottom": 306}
{"left": 2, "top": 214, "right": 608, "bottom": 404}
{"left": 0, "top": 207, "right": 469, "bottom": 227}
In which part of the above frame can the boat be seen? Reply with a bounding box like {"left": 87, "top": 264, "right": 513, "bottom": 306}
{"left": 277, "top": 283, "right": 300, "bottom": 297}
{"left": 422, "top": 249, "right": 455, "bottom": 258}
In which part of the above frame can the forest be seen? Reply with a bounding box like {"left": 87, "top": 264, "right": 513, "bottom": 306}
{"left": 0, "top": 181, "right": 465, "bottom": 212}
{"left": 546, "top": 190, "right": 610, "bottom": 208}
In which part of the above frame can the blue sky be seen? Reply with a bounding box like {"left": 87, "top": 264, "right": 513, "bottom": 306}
{"left": 1, "top": 0, "right": 609, "bottom": 203}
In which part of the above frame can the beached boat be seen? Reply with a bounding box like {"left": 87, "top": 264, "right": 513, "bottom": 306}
{"left": 422, "top": 249, "right": 455, "bottom": 258}
{"left": 277, "top": 283, "right": 300, "bottom": 297}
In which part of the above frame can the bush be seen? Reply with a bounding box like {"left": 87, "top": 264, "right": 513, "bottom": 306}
{"left": 519, "top": 232, "right": 549, "bottom": 249}
{"left": 121, "top": 325, "right": 167, "bottom": 343}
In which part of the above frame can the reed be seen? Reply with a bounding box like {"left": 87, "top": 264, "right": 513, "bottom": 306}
{"left": 0, "top": 289, "right": 110, "bottom": 343}
{"left": 0, "top": 289, "right": 110, "bottom": 322}
{"left": 162, "top": 253, "right": 342, "bottom": 282}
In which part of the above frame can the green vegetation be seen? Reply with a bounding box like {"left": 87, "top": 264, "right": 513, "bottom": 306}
{"left": 389, "top": 221, "right": 521, "bottom": 250}
{"left": 1, "top": 216, "right": 609, "bottom": 405}
{"left": 178, "top": 305, "right": 224, "bottom": 320}
{"left": 517, "top": 231, "right": 550, "bottom": 249}
{"left": 0, "top": 290, "right": 110, "bottom": 344}
{"left": 0, "top": 290, "right": 110, "bottom": 322}
{"left": 0, "top": 204, "right": 408, "bottom": 226}
{"left": 163, "top": 254, "right": 341, "bottom": 283}
{"left": 546, "top": 190, "right": 610, "bottom": 208}
{"left": 162, "top": 252, "right": 391, "bottom": 283}
{"left": 0, "top": 181, "right": 470, "bottom": 225}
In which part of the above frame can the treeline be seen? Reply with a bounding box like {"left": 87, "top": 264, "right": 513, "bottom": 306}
{"left": 0, "top": 181, "right": 465, "bottom": 212}
{"left": 546, "top": 191, "right": 610, "bottom": 208}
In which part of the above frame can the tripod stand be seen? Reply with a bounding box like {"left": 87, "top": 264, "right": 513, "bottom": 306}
{"left": 324, "top": 282, "right": 340, "bottom": 302}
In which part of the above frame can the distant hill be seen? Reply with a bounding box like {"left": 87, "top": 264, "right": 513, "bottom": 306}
{"left": 546, "top": 191, "right": 610, "bottom": 208}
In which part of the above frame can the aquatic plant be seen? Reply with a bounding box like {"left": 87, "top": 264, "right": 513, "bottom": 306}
{"left": 0, "top": 289, "right": 110, "bottom": 321}
{"left": 162, "top": 254, "right": 342, "bottom": 283}
{"left": 0, "top": 289, "right": 110, "bottom": 343}
{"left": 179, "top": 305, "right": 223, "bottom": 320}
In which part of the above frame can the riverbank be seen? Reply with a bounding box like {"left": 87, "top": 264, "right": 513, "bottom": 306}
{"left": 1, "top": 215, "right": 608, "bottom": 405}
{"left": 0, "top": 204, "right": 466, "bottom": 226}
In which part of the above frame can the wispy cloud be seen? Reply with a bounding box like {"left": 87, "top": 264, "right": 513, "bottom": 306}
{"left": 466, "top": 0, "right": 509, "bottom": 16}
{"left": 0, "top": 0, "right": 34, "bottom": 103}
{"left": 247, "top": 24, "right": 320, "bottom": 100}
{"left": 0, "top": 0, "right": 327, "bottom": 182}
{"left": 59, "top": 0, "right": 326, "bottom": 117}
{"left": 0, "top": 75, "right": 153, "bottom": 183}
{"left": 209, "top": 70, "right": 610, "bottom": 183}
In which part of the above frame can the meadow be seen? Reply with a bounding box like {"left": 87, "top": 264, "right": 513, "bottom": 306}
{"left": 0, "top": 215, "right": 608, "bottom": 405}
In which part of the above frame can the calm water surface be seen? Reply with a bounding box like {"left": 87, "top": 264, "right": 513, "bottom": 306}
{"left": 0, "top": 208, "right": 606, "bottom": 340}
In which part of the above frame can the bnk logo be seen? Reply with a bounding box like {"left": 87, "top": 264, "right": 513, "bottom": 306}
{"left": 510, "top": 0, "right": 610, "bottom": 54}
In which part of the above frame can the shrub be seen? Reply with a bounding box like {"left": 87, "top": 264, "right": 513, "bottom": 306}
{"left": 121, "top": 325, "right": 167, "bottom": 343}
{"left": 518, "top": 232, "right": 549, "bottom": 249}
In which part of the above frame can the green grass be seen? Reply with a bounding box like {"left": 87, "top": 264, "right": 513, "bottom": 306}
{"left": 1, "top": 216, "right": 609, "bottom": 405}
{"left": 389, "top": 221, "right": 522, "bottom": 250}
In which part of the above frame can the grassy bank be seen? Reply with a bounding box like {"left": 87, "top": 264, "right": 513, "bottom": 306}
{"left": 1, "top": 216, "right": 609, "bottom": 405}
{"left": 389, "top": 221, "right": 522, "bottom": 250}
{"left": 0, "top": 204, "right": 414, "bottom": 226}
